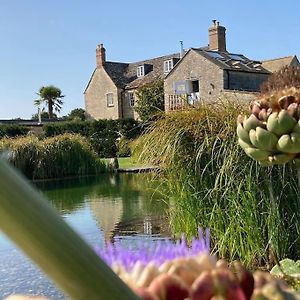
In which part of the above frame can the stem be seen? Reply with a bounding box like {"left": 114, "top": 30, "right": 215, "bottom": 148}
{"left": 0, "top": 158, "right": 139, "bottom": 300}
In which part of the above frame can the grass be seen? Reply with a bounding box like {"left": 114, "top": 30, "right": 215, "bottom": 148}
{"left": 0, "top": 133, "right": 105, "bottom": 179}
{"left": 133, "top": 101, "right": 300, "bottom": 268}
{"left": 101, "top": 157, "right": 146, "bottom": 169}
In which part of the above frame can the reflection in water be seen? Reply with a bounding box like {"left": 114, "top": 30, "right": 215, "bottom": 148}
{"left": 35, "top": 173, "right": 169, "bottom": 242}
{"left": 90, "top": 197, "right": 123, "bottom": 241}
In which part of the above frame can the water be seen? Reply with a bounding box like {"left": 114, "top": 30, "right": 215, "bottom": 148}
{"left": 0, "top": 173, "right": 170, "bottom": 299}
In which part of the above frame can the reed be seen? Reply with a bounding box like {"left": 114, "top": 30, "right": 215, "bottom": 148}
{"left": 133, "top": 101, "right": 300, "bottom": 268}
{"left": 0, "top": 133, "right": 105, "bottom": 179}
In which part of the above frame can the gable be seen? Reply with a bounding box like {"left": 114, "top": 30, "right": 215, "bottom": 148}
{"left": 261, "top": 55, "right": 299, "bottom": 73}
{"left": 84, "top": 67, "right": 117, "bottom": 94}
{"left": 165, "top": 49, "right": 222, "bottom": 81}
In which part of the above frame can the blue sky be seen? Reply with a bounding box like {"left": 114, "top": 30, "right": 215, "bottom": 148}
{"left": 1, "top": 0, "right": 299, "bottom": 119}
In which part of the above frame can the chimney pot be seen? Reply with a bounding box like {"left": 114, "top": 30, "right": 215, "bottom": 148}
{"left": 96, "top": 43, "right": 106, "bottom": 68}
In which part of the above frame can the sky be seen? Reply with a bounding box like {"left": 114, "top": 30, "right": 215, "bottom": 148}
{"left": 1, "top": 0, "right": 300, "bottom": 119}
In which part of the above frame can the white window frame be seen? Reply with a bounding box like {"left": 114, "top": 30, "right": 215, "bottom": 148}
{"left": 137, "top": 65, "right": 145, "bottom": 77}
{"left": 164, "top": 59, "right": 173, "bottom": 73}
{"left": 106, "top": 93, "right": 114, "bottom": 107}
{"left": 128, "top": 92, "right": 135, "bottom": 107}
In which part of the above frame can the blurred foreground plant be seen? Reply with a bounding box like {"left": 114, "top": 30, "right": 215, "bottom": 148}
{"left": 0, "top": 157, "right": 139, "bottom": 300}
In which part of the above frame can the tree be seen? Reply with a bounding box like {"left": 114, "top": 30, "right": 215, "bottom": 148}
{"left": 34, "top": 85, "right": 64, "bottom": 119}
{"left": 135, "top": 80, "right": 164, "bottom": 122}
{"left": 68, "top": 108, "right": 86, "bottom": 121}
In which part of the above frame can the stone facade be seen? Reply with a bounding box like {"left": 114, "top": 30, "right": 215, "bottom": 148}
{"left": 164, "top": 49, "right": 269, "bottom": 111}
{"left": 84, "top": 68, "right": 121, "bottom": 120}
{"left": 164, "top": 49, "right": 224, "bottom": 111}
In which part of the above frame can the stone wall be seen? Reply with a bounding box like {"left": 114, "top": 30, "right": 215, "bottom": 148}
{"left": 122, "top": 89, "right": 139, "bottom": 119}
{"left": 221, "top": 90, "right": 258, "bottom": 104}
{"left": 164, "top": 49, "right": 224, "bottom": 111}
{"left": 84, "top": 68, "right": 120, "bottom": 120}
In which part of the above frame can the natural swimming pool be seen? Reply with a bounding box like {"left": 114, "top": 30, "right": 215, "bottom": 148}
{"left": 0, "top": 173, "right": 170, "bottom": 299}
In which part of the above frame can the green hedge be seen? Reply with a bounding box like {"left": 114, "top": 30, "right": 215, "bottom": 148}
{"left": 0, "top": 124, "right": 29, "bottom": 138}
{"left": 43, "top": 119, "right": 142, "bottom": 157}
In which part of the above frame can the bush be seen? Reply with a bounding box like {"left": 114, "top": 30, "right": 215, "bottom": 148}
{"left": 117, "top": 138, "right": 132, "bottom": 157}
{"left": 43, "top": 119, "right": 142, "bottom": 157}
{"left": 133, "top": 101, "right": 300, "bottom": 267}
{"left": 0, "top": 124, "right": 29, "bottom": 138}
{"left": 0, "top": 134, "right": 105, "bottom": 179}
{"left": 135, "top": 80, "right": 165, "bottom": 122}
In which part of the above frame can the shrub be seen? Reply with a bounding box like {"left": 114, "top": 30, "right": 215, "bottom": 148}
{"left": 117, "top": 138, "right": 132, "bottom": 157}
{"left": 0, "top": 124, "right": 29, "bottom": 138}
{"left": 135, "top": 80, "right": 165, "bottom": 122}
{"left": 43, "top": 119, "right": 142, "bottom": 157}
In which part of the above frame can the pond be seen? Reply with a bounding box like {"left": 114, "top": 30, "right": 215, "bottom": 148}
{"left": 0, "top": 173, "right": 170, "bottom": 299}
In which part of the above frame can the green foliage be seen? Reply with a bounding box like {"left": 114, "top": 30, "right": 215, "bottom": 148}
{"left": 133, "top": 101, "right": 300, "bottom": 267}
{"left": 68, "top": 108, "right": 86, "bottom": 121}
{"left": 43, "top": 119, "right": 142, "bottom": 157}
{"left": 0, "top": 124, "right": 29, "bottom": 138}
{"left": 117, "top": 137, "right": 132, "bottom": 157}
{"left": 271, "top": 258, "right": 300, "bottom": 291}
{"left": 31, "top": 111, "right": 57, "bottom": 120}
{"left": 0, "top": 134, "right": 105, "bottom": 179}
{"left": 34, "top": 85, "right": 64, "bottom": 119}
{"left": 135, "top": 80, "right": 165, "bottom": 122}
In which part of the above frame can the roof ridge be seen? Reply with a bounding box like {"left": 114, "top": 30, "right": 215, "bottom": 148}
{"left": 262, "top": 55, "right": 295, "bottom": 62}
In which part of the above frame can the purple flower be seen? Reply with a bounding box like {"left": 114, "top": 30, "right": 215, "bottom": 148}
{"left": 96, "top": 228, "right": 210, "bottom": 272}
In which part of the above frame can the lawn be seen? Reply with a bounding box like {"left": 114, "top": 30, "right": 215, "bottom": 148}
{"left": 101, "top": 157, "right": 142, "bottom": 169}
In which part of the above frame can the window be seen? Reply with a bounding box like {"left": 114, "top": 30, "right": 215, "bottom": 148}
{"left": 164, "top": 59, "right": 173, "bottom": 73}
{"left": 128, "top": 92, "right": 135, "bottom": 107}
{"left": 106, "top": 93, "right": 114, "bottom": 107}
{"left": 137, "top": 65, "right": 145, "bottom": 77}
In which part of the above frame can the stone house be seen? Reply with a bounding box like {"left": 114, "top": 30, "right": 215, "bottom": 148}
{"left": 84, "top": 45, "right": 180, "bottom": 120}
{"left": 164, "top": 20, "right": 272, "bottom": 111}
{"left": 85, "top": 20, "right": 299, "bottom": 119}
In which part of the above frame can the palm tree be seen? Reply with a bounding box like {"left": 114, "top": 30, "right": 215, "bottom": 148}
{"left": 35, "top": 85, "right": 65, "bottom": 119}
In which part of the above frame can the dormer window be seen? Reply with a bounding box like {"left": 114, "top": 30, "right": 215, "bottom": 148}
{"left": 137, "top": 65, "right": 145, "bottom": 77}
{"left": 164, "top": 59, "right": 174, "bottom": 73}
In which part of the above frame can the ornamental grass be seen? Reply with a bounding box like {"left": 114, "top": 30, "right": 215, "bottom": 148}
{"left": 133, "top": 101, "right": 300, "bottom": 268}
{"left": 0, "top": 133, "right": 105, "bottom": 179}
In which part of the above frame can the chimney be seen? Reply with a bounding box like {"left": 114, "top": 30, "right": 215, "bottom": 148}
{"left": 96, "top": 43, "right": 106, "bottom": 68}
{"left": 208, "top": 20, "right": 226, "bottom": 52}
